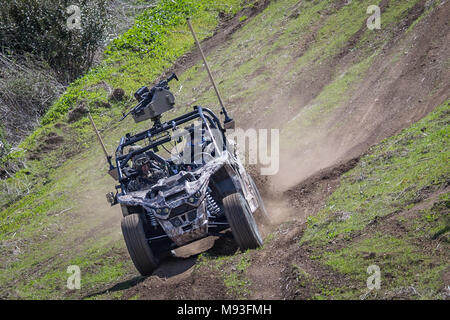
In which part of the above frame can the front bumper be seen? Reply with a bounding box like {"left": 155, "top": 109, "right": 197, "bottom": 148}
{"left": 157, "top": 201, "right": 208, "bottom": 246}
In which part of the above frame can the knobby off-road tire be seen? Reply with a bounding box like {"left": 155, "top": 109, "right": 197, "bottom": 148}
{"left": 248, "top": 175, "right": 271, "bottom": 225}
{"left": 121, "top": 214, "right": 159, "bottom": 276}
{"left": 223, "top": 192, "right": 263, "bottom": 250}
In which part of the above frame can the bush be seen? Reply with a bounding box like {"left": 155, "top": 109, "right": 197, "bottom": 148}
{"left": 0, "top": 54, "right": 64, "bottom": 146}
{"left": 0, "top": 0, "right": 109, "bottom": 83}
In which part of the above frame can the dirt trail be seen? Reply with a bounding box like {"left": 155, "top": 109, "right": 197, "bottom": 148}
{"left": 269, "top": 0, "right": 449, "bottom": 192}
{"left": 83, "top": 0, "right": 449, "bottom": 299}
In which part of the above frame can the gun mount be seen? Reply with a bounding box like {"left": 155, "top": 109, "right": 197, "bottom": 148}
{"left": 121, "top": 73, "right": 179, "bottom": 127}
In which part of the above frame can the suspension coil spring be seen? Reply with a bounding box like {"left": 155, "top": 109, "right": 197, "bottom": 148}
{"left": 206, "top": 190, "right": 221, "bottom": 216}
{"left": 147, "top": 210, "right": 158, "bottom": 227}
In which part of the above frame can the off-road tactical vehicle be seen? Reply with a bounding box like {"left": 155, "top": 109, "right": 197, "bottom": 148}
{"left": 106, "top": 74, "right": 268, "bottom": 276}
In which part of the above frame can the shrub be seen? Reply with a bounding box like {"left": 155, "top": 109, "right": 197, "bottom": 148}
{"left": 0, "top": 0, "right": 109, "bottom": 83}
{"left": 0, "top": 53, "right": 64, "bottom": 146}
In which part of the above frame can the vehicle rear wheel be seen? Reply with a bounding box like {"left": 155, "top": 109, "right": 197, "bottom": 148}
{"left": 223, "top": 192, "right": 263, "bottom": 250}
{"left": 121, "top": 214, "right": 159, "bottom": 276}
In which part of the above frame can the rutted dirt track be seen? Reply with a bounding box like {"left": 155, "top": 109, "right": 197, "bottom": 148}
{"left": 80, "top": 0, "right": 450, "bottom": 299}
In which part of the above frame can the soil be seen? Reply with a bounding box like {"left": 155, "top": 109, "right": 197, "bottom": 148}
{"left": 27, "top": 132, "right": 64, "bottom": 161}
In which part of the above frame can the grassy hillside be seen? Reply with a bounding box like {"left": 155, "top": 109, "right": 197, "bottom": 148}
{"left": 0, "top": 0, "right": 448, "bottom": 299}
{"left": 298, "top": 100, "right": 449, "bottom": 299}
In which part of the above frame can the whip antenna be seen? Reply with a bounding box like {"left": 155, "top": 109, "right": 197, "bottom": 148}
{"left": 88, "top": 111, "right": 118, "bottom": 180}
{"left": 187, "top": 18, "right": 234, "bottom": 128}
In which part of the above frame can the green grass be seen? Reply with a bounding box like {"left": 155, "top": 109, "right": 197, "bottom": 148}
{"left": 223, "top": 252, "right": 252, "bottom": 299}
{"left": 296, "top": 100, "right": 449, "bottom": 299}
{"left": 197, "top": 250, "right": 252, "bottom": 299}
{"left": 0, "top": 122, "right": 135, "bottom": 298}
{"left": 287, "top": 263, "right": 357, "bottom": 300}
{"left": 302, "top": 100, "right": 450, "bottom": 246}
{"left": 355, "top": 0, "right": 424, "bottom": 56}
{"left": 408, "top": 192, "right": 450, "bottom": 241}
{"left": 14, "top": 238, "right": 131, "bottom": 299}
{"left": 323, "top": 233, "right": 447, "bottom": 299}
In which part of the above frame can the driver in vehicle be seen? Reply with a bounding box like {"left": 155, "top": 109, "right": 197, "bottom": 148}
{"left": 135, "top": 154, "right": 166, "bottom": 181}
{"left": 125, "top": 151, "right": 167, "bottom": 191}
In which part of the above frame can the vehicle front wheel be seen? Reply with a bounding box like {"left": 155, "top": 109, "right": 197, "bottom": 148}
{"left": 223, "top": 192, "right": 263, "bottom": 250}
{"left": 248, "top": 175, "right": 271, "bottom": 225}
{"left": 121, "top": 214, "right": 159, "bottom": 276}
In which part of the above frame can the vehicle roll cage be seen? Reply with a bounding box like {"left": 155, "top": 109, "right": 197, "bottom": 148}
{"left": 115, "top": 106, "right": 227, "bottom": 192}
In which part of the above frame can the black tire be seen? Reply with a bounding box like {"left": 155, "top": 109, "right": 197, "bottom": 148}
{"left": 248, "top": 175, "right": 271, "bottom": 224}
{"left": 121, "top": 214, "right": 159, "bottom": 276}
{"left": 120, "top": 204, "right": 129, "bottom": 217}
{"left": 223, "top": 192, "right": 263, "bottom": 250}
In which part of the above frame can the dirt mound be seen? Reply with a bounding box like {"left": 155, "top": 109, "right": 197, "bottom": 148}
{"left": 27, "top": 132, "right": 64, "bottom": 160}
{"left": 67, "top": 103, "right": 89, "bottom": 123}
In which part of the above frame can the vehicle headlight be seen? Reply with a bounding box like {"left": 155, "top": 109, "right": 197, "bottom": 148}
{"left": 154, "top": 207, "right": 170, "bottom": 217}
{"left": 187, "top": 188, "right": 205, "bottom": 205}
